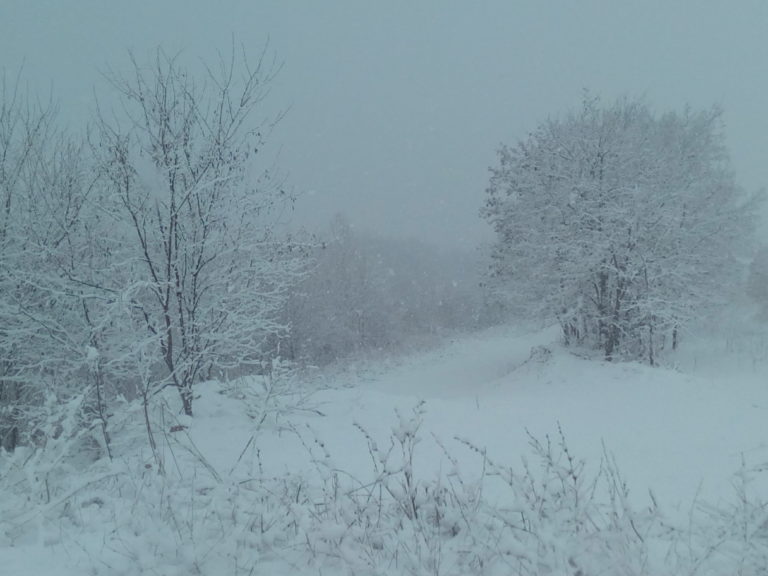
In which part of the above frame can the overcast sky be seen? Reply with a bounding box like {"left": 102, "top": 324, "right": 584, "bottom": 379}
{"left": 2, "top": 1, "right": 767, "bottom": 247}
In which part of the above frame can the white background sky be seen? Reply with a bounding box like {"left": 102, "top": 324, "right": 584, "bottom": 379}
{"left": 2, "top": 0, "right": 767, "bottom": 247}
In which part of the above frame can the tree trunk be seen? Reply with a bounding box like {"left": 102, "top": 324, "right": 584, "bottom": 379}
{"left": 672, "top": 325, "right": 679, "bottom": 351}
{"left": 179, "top": 383, "right": 193, "bottom": 417}
{"left": 604, "top": 283, "right": 623, "bottom": 361}
{"left": 0, "top": 380, "right": 20, "bottom": 452}
{"left": 648, "top": 323, "right": 655, "bottom": 366}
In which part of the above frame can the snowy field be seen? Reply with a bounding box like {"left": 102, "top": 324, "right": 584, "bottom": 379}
{"left": 2, "top": 322, "right": 768, "bottom": 575}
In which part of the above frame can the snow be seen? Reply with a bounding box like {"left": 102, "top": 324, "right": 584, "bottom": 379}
{"left": 297, "top": 324, "right": 767, "bottom": 515}
{"left": 2, "top": 322, "right": 768, "bottom": 574}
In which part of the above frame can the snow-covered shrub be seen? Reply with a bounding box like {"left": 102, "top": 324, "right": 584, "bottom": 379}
{"left": 5, "top": 391, "right": 768, "bottom": 576}
{"left": 673, "top": 461, "right": 768, "bottom": 575}
{"left": 267, "top": 409, "right": 667, "bottom": 575}
{"left": 221, "top": 359, "right": 321, "bottom": 431}
{"left": 0, "top": 390, "right": 124, "bottom": 548}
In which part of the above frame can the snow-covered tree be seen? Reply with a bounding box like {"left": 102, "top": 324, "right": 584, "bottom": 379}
{"left": 0, "top": 74, "right": 107, "bottom": 453}
{"left": 94, "top": 50, "right": 302, "bottom": 416}
{"left": 0, "top": 75, "right": 58, "bottom": 451}
{"left": 482, "top": 96, "right": 760, "bottom": 363}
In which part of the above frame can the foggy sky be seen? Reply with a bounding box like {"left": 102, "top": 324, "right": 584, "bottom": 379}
{"left": 2, "top": 1, "right": 767, "bottom": 247}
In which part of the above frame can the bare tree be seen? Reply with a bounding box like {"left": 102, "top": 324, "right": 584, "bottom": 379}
{"left": 94, "top": 49, "right": 301, "bottom": 416}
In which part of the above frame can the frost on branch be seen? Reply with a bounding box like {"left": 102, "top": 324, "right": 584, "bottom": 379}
{"left": 94, "top": 48, "right": 303, "bottom": 416}
{"left": 482, "top": 95, "right": 761, "bottom": 363}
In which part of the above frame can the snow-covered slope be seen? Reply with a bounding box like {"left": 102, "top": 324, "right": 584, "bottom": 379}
{"left": 294, "top": 324, "right": 768, "bottom": 510}
{"left": 2, "top": 323, "right": 767, "bottom": 574}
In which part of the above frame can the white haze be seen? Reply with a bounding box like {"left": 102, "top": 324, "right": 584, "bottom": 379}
{"left": 3, "top": 4, "right": 768, "bottom": 575}
{"left": 2, "top": 0, "right": 768, "bottom": 246}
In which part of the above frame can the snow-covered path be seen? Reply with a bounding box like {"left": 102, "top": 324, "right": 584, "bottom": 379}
{"left": 358, "top": 324, "right": 561, "bottom": 398}
{"left": 303, "top": 325, "right": 768, "bottom": 514}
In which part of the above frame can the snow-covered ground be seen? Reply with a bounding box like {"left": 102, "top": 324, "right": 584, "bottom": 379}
{"left": 294, "top": 323, "right": 768, "bottom": 514}
{"left": 2, "top": 322, "right": 767, "bottom": 574}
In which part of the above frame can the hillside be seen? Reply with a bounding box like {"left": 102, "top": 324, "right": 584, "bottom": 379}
{"left": 2, "top": 323, "right": 767, "bottom": 575}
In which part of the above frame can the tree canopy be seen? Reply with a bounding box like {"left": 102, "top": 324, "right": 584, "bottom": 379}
{"left": 482, "top": 96, "right": 760, "bottom": 363}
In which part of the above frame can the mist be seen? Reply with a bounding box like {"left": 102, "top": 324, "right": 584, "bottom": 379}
{"left": 3, "top": 4, "right": 768, "bottom": 574}
{"left": 3, "top": 0, "right": 768, "bottom": 247}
